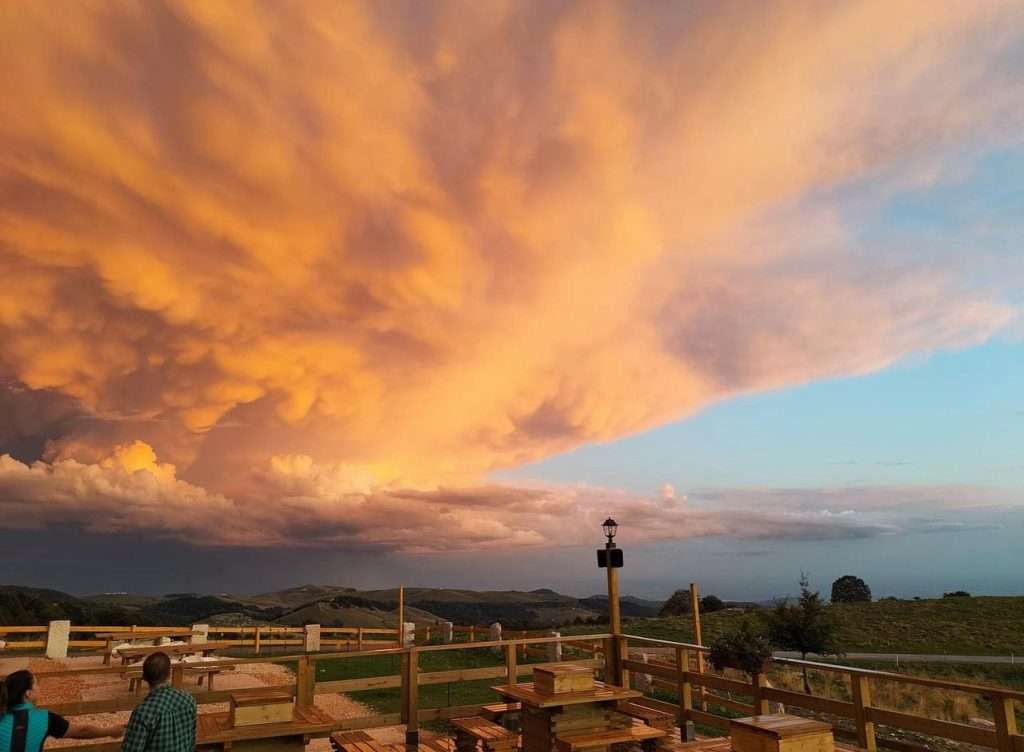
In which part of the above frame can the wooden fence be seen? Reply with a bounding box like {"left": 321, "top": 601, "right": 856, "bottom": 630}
{"left": 4, "top": 629, "right": 1023, "bottom": 752}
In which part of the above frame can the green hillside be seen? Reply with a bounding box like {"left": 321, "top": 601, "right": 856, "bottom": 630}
{"left": 606, "top": 596, "right": 1024, "bottom": 655}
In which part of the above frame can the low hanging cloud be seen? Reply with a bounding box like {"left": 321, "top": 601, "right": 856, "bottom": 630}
{"left": 0, "top": 444, "right": 1017, "bottom": 551}
{"left": 1, "top": 2, "right": 1023, "bottom": 546}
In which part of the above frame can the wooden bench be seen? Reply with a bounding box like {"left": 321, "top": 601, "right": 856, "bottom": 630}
{"left": 330, "top": 731, "right": 374, "bottom": 752}
{"left": 451, "top": 716, "right": 518, "bottom": 752}
{"left": 418, "top": 738, "right": 455, "bottom": 752}
{"left": 555, "top": 724, "right": 665, "bottom": 752}
{"left": 122, "top": 663, "right": 235, "bottom": 693}
{"left": 480, "top": 703, "right": 522, "bottom": 725}
{"left": 617, "top": 702, "right": 675, "bottom": 747}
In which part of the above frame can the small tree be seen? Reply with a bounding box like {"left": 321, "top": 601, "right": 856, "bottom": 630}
{"left": 831, "top": 575, "right": 872, "bottom": 603}
{"left": 701, "top": 594, "right": 726, "bottom": 613}
{"left": 658, "top": 589, "right": 691, "bottom": 617}
{"left": 767, "top": 574, "right": 842, "bottom": 693}
{"left": 709, "top": 620, "right": 773, "bottom": 677}
{"left": 943, "top": 590, "right": 971, "bottom": 598}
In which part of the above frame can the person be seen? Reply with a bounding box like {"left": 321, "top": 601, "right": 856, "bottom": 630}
{"left": 121, "top": 652, "right": 196, "bottom": 752}
{"left": 0, "top": 669, "right": 125, "bottom": 752}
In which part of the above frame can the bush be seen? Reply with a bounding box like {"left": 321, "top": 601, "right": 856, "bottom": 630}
{"left": 701, "top": 594, "right": 726, "bottom": 613}
{"left": 658, "top": 590, "right": 691, "bottom": 617}
{"left": 708, "top": 620, "right": 773, "bottom": 676}
{"left": 944, "top": 591, "right": 971, "bottom": 598}
{"left": 831, "top": 575, "right": 872, "bottom": 603}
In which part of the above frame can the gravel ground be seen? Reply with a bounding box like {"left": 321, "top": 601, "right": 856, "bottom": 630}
{"left": 0, "top": 655, "right": 416, "bottom": 750}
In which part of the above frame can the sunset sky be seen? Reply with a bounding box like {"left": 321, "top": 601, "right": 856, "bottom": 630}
{"left": 1, "top": 1, "right": 1023, "bottom": 599}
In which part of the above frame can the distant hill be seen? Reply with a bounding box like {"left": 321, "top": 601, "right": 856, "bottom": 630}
{"left": 578, "top": 594, "right": 663, "bottom": 617}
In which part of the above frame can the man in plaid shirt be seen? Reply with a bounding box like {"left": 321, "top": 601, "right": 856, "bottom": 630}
{"left": 122, "top": 652, "right": 197, "bottom": 752}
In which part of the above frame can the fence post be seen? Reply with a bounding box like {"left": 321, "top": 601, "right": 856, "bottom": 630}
{"left": 403, "top": 649, "right": 420, "bottom": 746}
{"left": 851, "top": 673, "right": 877, "bottom": 752}
{"left": 752, "top": 672, "right": 771, "bottom": 715}
{"left": 618, "top": 636, "right": 630, "bottom": 688}
{"left": 547, "top": 632, "right": 562, "bottom": 662}
{"left": 190, "top": 624, "right": 209, "bottom": 645}
{"left": 304, "top": 624, "right": 321, "bottom": 652}
{"left": 505, "top": 642, "right": 518, "bottom": 685}
{"left": 296, "top": 655, "right": 316, "bottom": 708}
{"left": 254, "top": 627, "right": 261, "bottom": 655}
{"left": 469, "top": 625, "right": 475, "bottom": 643}
{"left": 171, "top": 663, "right": 185, "bottom": 689}
{"left": 45, "top": 620, "right": 71, "bottom": 660}
{"left": 991, "top": 692, "right": 1018, "bottom": 752}
{"left": 441, "top": 622, "right": 453, "bottom": 644}
{"left": 357, "top": 627, "right": 364, "bottom": 651}
{"left": 602, "top": 637, "right": 617, "bottom": 684}
{"left": 675, "top": 648, "right": 696, "bottom": 741}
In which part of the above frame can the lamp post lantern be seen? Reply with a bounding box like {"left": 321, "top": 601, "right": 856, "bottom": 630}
{"left": 596, "top": 517, "right": 622, "bottom": 633}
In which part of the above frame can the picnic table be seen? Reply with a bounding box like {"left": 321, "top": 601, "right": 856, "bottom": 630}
{"left": 117, "top": 641, "right": 233, "bottom": 666}
{"left": 122, "top": 661, "right": 237, "bottom": 693}
{"left": 491, "top": 680, "right": 663, "bottom": 752}
{"left": 98, "top": 630, "right": 202, "bottom": 665}
{"left": 196, "top": 703, "right": 335, "bottom": 752}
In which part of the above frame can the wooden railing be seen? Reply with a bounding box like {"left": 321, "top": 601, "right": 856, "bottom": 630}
{"left": 620, "top": 634, "right": 1024, "bottom": 752}
{"left": 15, "top": 631, "right": 611, "bottom": 752}
{"left": 7, "top": 627, "right": 1024, "bottom": 752}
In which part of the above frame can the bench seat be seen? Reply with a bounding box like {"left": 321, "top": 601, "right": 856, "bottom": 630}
{"left": 330, "top": 731, "right": 374, "bottom": 752}
{"left": 480, "top": 703, "right": 522, "bottom": 722}
{"left": 555, "top": 724, "right": 665, "bottom": 752}
{"left": 452, "top": 716, "right": 518, "bottom": 752}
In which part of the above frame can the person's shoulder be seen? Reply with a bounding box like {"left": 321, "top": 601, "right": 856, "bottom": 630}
{"left": 168, "top": 687, "right": 197, "bottom": 707}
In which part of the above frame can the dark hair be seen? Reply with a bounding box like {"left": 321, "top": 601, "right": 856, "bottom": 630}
{"left": 1, "top": 670, "right": 35, "bottom": 715}
{"left": 142, "top": 652, "right": 171, "bottom": 686}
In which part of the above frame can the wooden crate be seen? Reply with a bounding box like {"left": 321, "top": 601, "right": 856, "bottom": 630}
{"left": 730, "top": 715, "right": 834, "bottom": 752}
{"left": 533, "top": 665, "right": 595, "bottom": 695}
{"left": 228, "top": 689, "right": 295, "bottom": 727}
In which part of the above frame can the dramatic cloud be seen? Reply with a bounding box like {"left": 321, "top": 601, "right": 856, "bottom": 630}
{"left": 1, "top": 2, "right": 1022, "bottom": 545}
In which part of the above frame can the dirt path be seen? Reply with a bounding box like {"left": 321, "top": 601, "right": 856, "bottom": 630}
{"left": 0, "top": 655, "right": 410, "bottom": 751}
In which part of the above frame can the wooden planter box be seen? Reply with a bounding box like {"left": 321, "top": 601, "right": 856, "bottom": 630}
{"left": 730, "top": 714, "right": 834, "bottom": 752}
{"left": 533, "top": 665, "right": 594, "bottom": 695}
{"left": 228, "top": 689, "right": 295, "bottom": 727}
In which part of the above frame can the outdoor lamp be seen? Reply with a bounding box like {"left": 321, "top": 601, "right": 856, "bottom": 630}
{"left": 602, "top": 517, "right": 618, "bottom": 547}
{"left": 597, "top": 518, "right": 623, "bottom": 568}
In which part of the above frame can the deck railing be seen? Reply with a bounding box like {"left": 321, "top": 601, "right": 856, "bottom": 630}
{"left": 4, "top": 630, "right": 1022, "bottom": 752}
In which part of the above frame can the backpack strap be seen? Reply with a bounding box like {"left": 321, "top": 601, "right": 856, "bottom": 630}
{"left": 10, "top": 710, "right": 28, "bottom": 752}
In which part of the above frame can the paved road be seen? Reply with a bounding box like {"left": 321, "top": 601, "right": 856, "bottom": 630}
{"left": 772, "top": 651, "right": 1021, "bottom": 665}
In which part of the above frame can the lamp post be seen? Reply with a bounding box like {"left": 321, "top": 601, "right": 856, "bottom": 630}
{"left": 597, "top": 517, "right": 623, "bottom": 685}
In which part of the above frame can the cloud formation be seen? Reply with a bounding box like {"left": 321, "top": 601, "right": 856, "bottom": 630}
{"left": 1, "top": 1, "right": 1022, "bottom": 546}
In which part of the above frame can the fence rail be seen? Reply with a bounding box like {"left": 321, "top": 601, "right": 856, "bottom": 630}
{"left": 4, "top": 628, "right": 1023, "bottom": 752}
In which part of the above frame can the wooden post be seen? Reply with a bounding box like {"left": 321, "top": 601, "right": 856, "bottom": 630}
{"left": 398, "top": 585, "right": 405, "bottom": 644}
{"left": 171, "top": 664, "right": 184, "bottom": 689}
{"left": 689, "top": 583, "right": 707, "bottom": 711}
{"left": 991, "top": 692, "right": 1017, "bottom": 752}
{"left": 520, "top": 631, "right": 528, "bottom": 660}
{"left": 403, "top": 649, "right": 419, "bottom": 746}
{"left": 296, "top": 656, "right": 316, "bottom": 708}
{"left": 357, "top": 627, "right": 364, "bottom": 651}
{"left": 851, "top": 674, "right": 877, "bottom": 752}
{"left": 752, "top": 673, "right": 771, "bottom": 715}
{"left": 504, "top": 642, "right": 518, "bottom": 685}
{"left": 469, "top": 625, "right": 475, "bottom": 643}
{"left": 675, "top": 647, "right": 696, "bottom": 741}
{"left": 607, "top": 563, "right": 622, "bottom": 635}
{"left": 254, "top": 626, "right": 262, "bottom": 655}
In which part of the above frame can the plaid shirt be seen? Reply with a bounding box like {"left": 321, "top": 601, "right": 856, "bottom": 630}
{"left": 122, "top": 685, "right": 197, "bottom": 752}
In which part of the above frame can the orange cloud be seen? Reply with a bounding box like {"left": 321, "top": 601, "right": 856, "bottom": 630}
{"left": 0, "top": 2, "right": 1022, "bottom": 543}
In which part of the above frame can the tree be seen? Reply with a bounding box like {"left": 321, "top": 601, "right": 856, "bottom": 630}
{"left": 767, "top": 574, "right": 842, "bottom": 693}
{"left": 701, "top": 594, "right": 726, "bottom": 613}
{"left": 943, "top": 590, "right": 971, "bottom": 598}
{"left": 831, "top": 575, "right": 872, "bottom": 603}
{"left": 709, "top": 620, "right": 772, "bottom": 677}
{"left": 658, "top": 590, "right": 691, "bottom": 617}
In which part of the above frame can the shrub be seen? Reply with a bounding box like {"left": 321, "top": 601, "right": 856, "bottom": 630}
{"left": 708, "top": 620, "right": 773, "bottom": 676}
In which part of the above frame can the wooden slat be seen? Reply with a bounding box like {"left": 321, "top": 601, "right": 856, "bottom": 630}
{"left": 686, "top": 671, "right": 753, "bottom": 695}
{"left": 761, "top": 687, "right": 855, "bottom": 717}
{"left": 704, "top": 692, "right": 755, "bottom": 715}
{"left": 688, "top": 709, "right": 730, "bottom": 731}
{"left": 867, "top": 707, "right": 998, "bottom": 747}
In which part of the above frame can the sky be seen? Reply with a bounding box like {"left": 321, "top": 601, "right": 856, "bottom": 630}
{"left": 0, "top": 1, "right": 1023, "bottom": 599}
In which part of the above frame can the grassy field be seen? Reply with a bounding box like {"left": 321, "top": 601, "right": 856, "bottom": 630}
{"left": 572, "top": 596, "right": 1024, "bottom": 655}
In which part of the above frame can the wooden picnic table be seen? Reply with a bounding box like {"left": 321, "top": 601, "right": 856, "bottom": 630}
{"left": 99, "top": 630, "right": 202, "bottom": 665}
{"left": 122, "top": 661, "right": 237, "bottom": 693}
{"left": 491, "top": 681, "right": 658, "bottom": 752}
{"left": 117, "top": 641, "right": 233, "bottom": 665}
{"left": 196, "top": 703, "right": 334, "bottom": 752}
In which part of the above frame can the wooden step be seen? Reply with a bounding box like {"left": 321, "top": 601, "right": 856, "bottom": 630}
{"left": 452, "top": 716, "right": 518, "bottom": 751}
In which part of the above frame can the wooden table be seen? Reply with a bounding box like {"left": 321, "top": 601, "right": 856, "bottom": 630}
{"left": 492, "top": 681, "right": 650, "bottom": 752}
{"left": 197, "top": 704, "right": 335, "bottom": 752}
{"left": 99, "top": 630, "right": 202, "bottom": 665}
{"left": 118, "top": 641, "right": 233, "bottom": 665}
